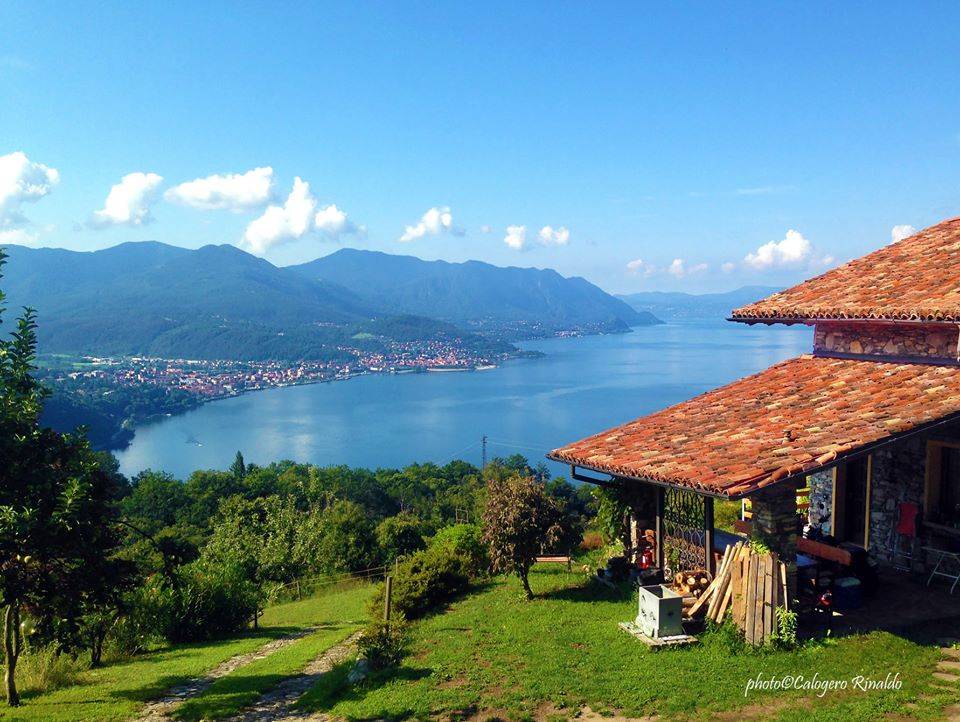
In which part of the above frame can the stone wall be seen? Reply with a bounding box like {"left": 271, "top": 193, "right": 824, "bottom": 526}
{"left": 865, "top": 436, "right": 926, "bottom": 562}
{"left": 814, "top": 321, "right": 959, "bottom": 364}
{"left": 807, "top": 469, "right": 833, "bottom": 531}
{"left": 751, "top": 481, "right": 800, "bottom": 595}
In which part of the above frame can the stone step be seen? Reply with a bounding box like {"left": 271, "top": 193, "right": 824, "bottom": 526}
{"left": 940, "top": 660, "right": 960, "bottom": 672}
{"left": 933, "top": 671, "right": 959, "bottom": 684}
{"left": 943, "top": 646, "right": 960, "bottom": 660}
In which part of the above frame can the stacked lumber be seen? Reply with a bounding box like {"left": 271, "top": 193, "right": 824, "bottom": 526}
{"left": 673, "top": 569, "right": 711, "bottom": 598}
{"left": 683, "top": 543, "right": 789, "bottom": 645}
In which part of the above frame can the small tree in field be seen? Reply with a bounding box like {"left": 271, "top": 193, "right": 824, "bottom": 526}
{"left": 0, "top": 251, "right": 126, "bottom": 705}
{"left": 482, "top": 474, "right": 564, "bottom": 599}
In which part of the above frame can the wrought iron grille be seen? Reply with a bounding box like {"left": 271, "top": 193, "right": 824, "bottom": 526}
{"left": 662, "top": 487, "right": 707, "bottom": 575}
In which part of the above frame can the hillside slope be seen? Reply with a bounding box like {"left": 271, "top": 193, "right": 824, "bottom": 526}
{"left": 618, "top": 286, "right": 781, "bottom": 321}
{"left": 289, "top": 249, "right": 659, "bottom": 331}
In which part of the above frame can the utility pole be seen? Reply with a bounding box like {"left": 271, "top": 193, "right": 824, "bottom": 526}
{"left": 481, "top": 434, "right": 487, "bottom": 470}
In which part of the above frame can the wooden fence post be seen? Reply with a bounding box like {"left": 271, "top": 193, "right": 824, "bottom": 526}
{"left": 383, "top": 575, "right": 393, "bottom": 630}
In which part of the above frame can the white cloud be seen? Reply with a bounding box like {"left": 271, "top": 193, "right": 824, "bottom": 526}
{"left": 90, "top": 172, "right": 164, "bottom": 228}
{"left": 0, "top": 151, "right": 59, "bottom": 227}
{"left": 891, "top": 224, "right": 917, "bottom": 244}
{"left": 721, "top": 261, "right": 736, "bottom": 273}
{"left": 538, "top": 225, "right": 570, "bottom": 246}
{"left": 668, "top": 258, "right": 708, "bottom": 278}
{"left": 626, "top": 258, "right": 654, "bottom": 276}
{"left": 479, "top": 224, "right": 493, "bottom": 234}
{"left": 0, "top": 228, "right": 39, "bottom": 246}
{"left": 314, "top": 203, "right": 364, "bottom": 240}
{"left": 743, "top": 229, "right": 831, "bottom": 270}
{"left": 399, "top": 206, "right": 461, "bottom": 242}
{"left": 242, "top": 177, "right": 316, "bottom": 253}
{"left": 165, "top": 167, "right": 274, "bottom": 212}
{"left": 503, "top": 225, "right": 528, "bottom": 250}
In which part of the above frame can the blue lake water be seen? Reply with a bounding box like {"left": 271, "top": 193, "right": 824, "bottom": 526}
{"left": 114, "top": 320, "right": 812, "bottom": 480}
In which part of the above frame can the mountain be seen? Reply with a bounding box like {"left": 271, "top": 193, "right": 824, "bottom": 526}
{"left": 617, "top": 286, "right": 781, "bottom": 321}
{"left": 289, "top": 248, "right": 659, "bottom": 331}
{"left": 1, "top": 242, "right": 378, "bottom": 358}
{"left": 1, "top": 241, "right": 654, "bottom": 360}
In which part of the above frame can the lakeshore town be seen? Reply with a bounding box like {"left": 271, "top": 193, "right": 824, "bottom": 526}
{"left": 57, "top": 339, "right": 512, "bottom": 402}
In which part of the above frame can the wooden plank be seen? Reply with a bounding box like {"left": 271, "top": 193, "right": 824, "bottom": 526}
{"left": 731, "top": 555, "right": 743, "bottom": 628}
{"left": 690, "top": 543, "right": 733, "bottom": 618}
{"left": 705, "top": 543, "right": 735, "bottom": 619}
{"left": 779, "top": 559, "right": 789, "bottom": 612}
{"left": 744, "top": 555, "right": 757, "bottom": 645}
{"left": 763, "top": 554, "right": 776, "bottom": 642}
{"left": 709, "top": 544, "right": 738, "bottom": 622}
{"left": 754, "top": 554, "right": 765, "bottom": 645}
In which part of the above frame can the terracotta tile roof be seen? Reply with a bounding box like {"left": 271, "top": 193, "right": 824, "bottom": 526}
{"left": 548, "top": 355, "right": 960, "bottom": 498}
{"left": 731, "top": 217, "right": 960, "bottom": 323}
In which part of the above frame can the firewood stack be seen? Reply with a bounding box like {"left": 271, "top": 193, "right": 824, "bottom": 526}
{"left": 672, "top": 569, "right": 711, "bottom": 598}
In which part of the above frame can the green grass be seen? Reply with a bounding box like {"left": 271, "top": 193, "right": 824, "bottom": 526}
{"left": 0, "top": 583, "right": 371, "bottom": 722}
{"left": 299, "top": 566, "right": 951, "bottom": 721}
{"left": 174, "top": 584, "right": 371, "bottom": 721}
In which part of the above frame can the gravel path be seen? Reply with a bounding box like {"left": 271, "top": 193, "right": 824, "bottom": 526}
{"left": 137, "top": 627, "right": 317, "bottom": 722}
{"left": 225, "top": 631, "right": 362, "bottom": 722}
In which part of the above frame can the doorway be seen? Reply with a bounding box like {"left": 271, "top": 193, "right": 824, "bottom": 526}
{"left": 832, "top": 455, "right": 872, "bottom": 547}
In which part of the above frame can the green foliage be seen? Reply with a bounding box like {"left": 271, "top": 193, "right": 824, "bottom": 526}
{"left": 375, "top": 514, "right": 426, "bottom": 564}
{"left": 357, "top": 615, "right": 409, "bottom": 671}
{"left": 590, "top": 484, "right": 632, "bottom": 547}
{"left": 772, "top": 606, "right": 798, "bottom": 649}
{"left": 120, "top": 470, "right": 189, "bottom": 532}
{"left": 370, "top": 544, "right": 472, "bottom": 620}
{"left": 126, "top": 560, "right": 258, "bottom": 644}
{"left": 482, "top": 474, "right": 565, "bottom": 599}
{"left": 429, "top": 523, "right": 489, "bottom": 577}
{"left": 0, "top": 250, "right": 130, "bottom": 705}
{"left": 313, "top": 500, "right": 380, "bottom": 573}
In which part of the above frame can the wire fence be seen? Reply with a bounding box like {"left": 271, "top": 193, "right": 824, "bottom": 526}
{"left": 267, "top": 563, "right": 394, "bottom": 604}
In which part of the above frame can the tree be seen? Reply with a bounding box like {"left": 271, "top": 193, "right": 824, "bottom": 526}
{"left": 481, "top": 474, "right": 565, "bottom": 599}
{"left": 0, "top": 251, "right": 126, "bottom": 705}
{"left": 376, "top": 514, "right": 426, "bottom": 563}
{"left": 230, "top": 451, "right": 246, "bottom": 481}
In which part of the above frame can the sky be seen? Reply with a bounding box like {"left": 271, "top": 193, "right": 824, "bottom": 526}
{"left": 1, "top": 1, "right": 959, "bottom": 293}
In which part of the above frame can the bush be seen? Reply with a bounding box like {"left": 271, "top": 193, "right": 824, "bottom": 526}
{"left": 11, "top": 645, "right": 85, "bottom": 695}
{"left": 122, "top": 560, "right": 259, "bottom": 645}
{"left": 356, "top": 615, "right": 409, "bottom": 670}
{"left": 580, "top": 530, "right": 604, "bottom": 551}
{"left": 370, "top": 544, "right": 472, "bottom": 620}
{"left": 376, "top": 514, "right": 426, "bottom": 563}
{"left": 429, "top": 523, "right": 488, "bottom": 576}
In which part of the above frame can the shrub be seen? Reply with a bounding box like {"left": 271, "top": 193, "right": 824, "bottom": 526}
{"left": 356, "top": 615, "right": 409, "bottom": 670}
{"left": 12, "top": 645, "right": 84, "bottom": 696}
{"left": 123, "top": 560, "right": 258, "bottom": 645}
{"left": 376, "top": 514, "right": 426, "bottom": 564}
{"left": 772, "top": 606, "right": 798, "bottom": 649}
{"left": 580, "top": 530, "right": 604, "bottom": 551}
{"left": 370, "top": 544, "right": 471, "bottom": 620}
{"left": 429, "top": 523, "right": 488, "bottom": 576}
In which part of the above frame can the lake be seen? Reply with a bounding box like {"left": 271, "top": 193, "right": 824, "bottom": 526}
{"left": 114, "top": 320, "right": 812, "bottom": 479}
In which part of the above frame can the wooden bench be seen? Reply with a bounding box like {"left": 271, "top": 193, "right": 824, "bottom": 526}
{"left": 536, "top": 555, "right": 572, "bottom": 569}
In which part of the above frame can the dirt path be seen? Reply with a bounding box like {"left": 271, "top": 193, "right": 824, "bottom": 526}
{"left": 224, "top": 631, "right": 362, "bottom": 722}
{"left": 137, "top": 627, "right": 317, "bottom": 722}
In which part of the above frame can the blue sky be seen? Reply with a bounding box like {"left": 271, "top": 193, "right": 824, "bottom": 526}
{"left": 1, "top": 1, "right": 959, "bottom": 292}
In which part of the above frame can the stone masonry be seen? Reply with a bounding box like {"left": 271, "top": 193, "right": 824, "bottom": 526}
{"left": 750, "top": 481, "right": 800, "bottom": 596}
{"left": 814, "top": 321, "right": 960, "bottom": 364}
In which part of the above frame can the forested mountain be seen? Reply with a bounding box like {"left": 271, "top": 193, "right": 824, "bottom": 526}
{"left": 2, "top": 242, "right": 656, "bottom": 359}
{"left": 290, "top": 249, "right": 658, "bottom": 331}
{"left": 617, "top": 286, "right": 781, "bottom": 321}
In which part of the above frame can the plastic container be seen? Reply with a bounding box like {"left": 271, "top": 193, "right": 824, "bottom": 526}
{"left": 833, "top": 576, "right": 862, "bottom": 611}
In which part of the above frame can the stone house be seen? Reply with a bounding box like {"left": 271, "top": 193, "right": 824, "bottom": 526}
{"left": 548, "top": 217, "right": 960, "bottom": 591}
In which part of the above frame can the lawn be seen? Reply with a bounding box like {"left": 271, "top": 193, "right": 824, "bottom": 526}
{"left": 174, "top": 583, "right": 371, "bottom": 721}
{"left": 300, "top": 566, "right": 956, "bottom": 721}
{"left": 0, "top": 582, "right": 371, "bottom": 722}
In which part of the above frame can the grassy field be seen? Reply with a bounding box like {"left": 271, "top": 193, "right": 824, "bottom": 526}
{"left": 300, "top": 566, "right": 957, "bottom": 721}
{"left": 0, "top": 582, "right": 371, "bottom": 722}
{"left": 174, "top": 584, "right": 370, "bottom": 721}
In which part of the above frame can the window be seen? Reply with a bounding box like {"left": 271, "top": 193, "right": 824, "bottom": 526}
{"left": 927, "top": 442, "right": 960, "bottom": 526}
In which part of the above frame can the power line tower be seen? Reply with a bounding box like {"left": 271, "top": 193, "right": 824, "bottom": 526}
{"left": 481, "top": 434, "right": 487, "bottom": 470}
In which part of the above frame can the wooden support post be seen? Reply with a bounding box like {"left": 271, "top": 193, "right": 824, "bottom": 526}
{"left": 654, "top": 486, "right": 665, "bottom": 572}
{"left": 383, "top": 575, "right": 393, "bottom": 629}
{"left": 704, "top": 496, "right": 715, "bottom": 578}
